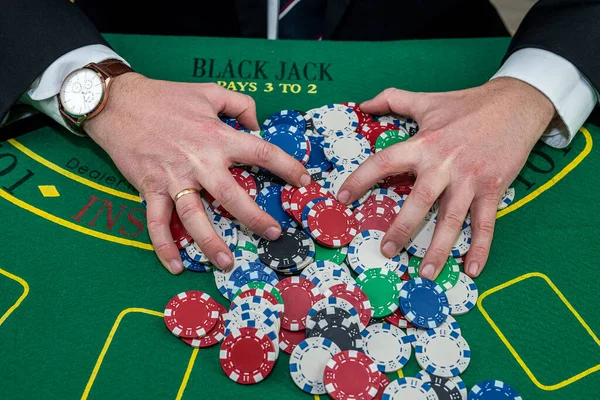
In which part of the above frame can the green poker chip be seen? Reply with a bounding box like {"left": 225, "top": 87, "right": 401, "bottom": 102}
{"left": 314, "top": 243, "right": 348, "bottom": 265}
{"left": 232, "top": 281, "right": 284, "bottom": 305}
{"left": 235, "top": 239, "right": 258, "bottom": 254}
{"left": 408, "top": 256, "right": 460, "bottom": 291}
{"left": 356, "top": 267, "right": 403, "bottom": 318}
{"left": 374, "top": 129, "right": 409, "bottom": 152}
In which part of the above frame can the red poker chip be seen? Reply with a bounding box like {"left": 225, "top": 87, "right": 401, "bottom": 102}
{"left": 379, "top": 172, "right": 416, "bottom": 187}
{"left": 163, "top": 291, "right": 220, "bottom": 338}
{"left": 323, "top": 283, "right": 373, "bottom": 330}
{"left": 220, "top": 326, "right": 277, "bottom": 384}
{"left": 275, "top": 276, "right": 324, "bottom": 331}
{"left": 360, "top": 122, "right": 396, "bottom": 150}
{"left": 203, "top": 168, "right": 257, "bottom": 218}
{"left": 181, "top": 303, "right": 227, "bottom": 347}
{"left": 281, "top": 184, "right": 298, "bottom": 216}
{"left": 323, "top": 350, "right": 380, "bottom": 400}
{"left": 373, "top": 372, "right": 391, "bottom": 400}
{"left": 289, "top": 181, "right": 336, "bottom": 223}
{"left": 170, "top": 209, "right": 192, "bottom": 249}
{"left": 358, "top": 195, "right": 400, "bottom": 216}
{"left": 278, "top": 328, "right": 306, "bottom": 355}
{"left": 343, "top": 102, "right": 373, "bottom": 130}
{"left": 400, "top": 269, "right": 411, "bottom": 281}
{"left": 301, "top": 137, "right": 312, "bottom": 165}
{"left": 387, "top": 184, "right": 413, "bottom": 196}
{"left": 384, "top": 307, "right": 413, "bottom": 329}
{"left": 306, "top": 199, "right": 358, "bottom": 248}
{"left": 355, "top": 210, "right": 395, "bottom": 232}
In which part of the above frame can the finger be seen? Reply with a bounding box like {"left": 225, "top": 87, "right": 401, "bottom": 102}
{"left": 172, "top": 185, "right": 235, "bottom": 271}
{"left": 206, "top": 84, "right": 260, "bottom": 130}
{"left": 381, "top": 169, "right": 450, "bottom": 258}
{"left": 229, "top": 133, "right": 312, "bottom": 188}
{"left": 200, "top": 166, "right": 283, "bottom": 241}
{"left": 144, "top": 192, "right": 185, "bottom": 275}
{"left": 359, "top": 88, "right": 426, "bottom": 120}
{"left": 337, "top": 142, "right": 421, "bottom": 204}
{"left": 418, "top": 188, "right": 474, "bottom": 280}
{"left": 463, "top": 192, "right": 499, "bottom": 278}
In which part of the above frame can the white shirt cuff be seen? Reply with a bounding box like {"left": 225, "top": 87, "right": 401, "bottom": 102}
{"left": 491, "top": 48, "right": 599, "bottom": 148}
{"left": 19, "top": 44, "right": 129, "bottom": 134}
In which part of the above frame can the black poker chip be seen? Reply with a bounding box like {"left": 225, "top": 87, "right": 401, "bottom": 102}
{"left": 417, "top": 371, "right": 463, "bottom": 400}
{"left": 258, "top": 228, "right": 315, "bottom": 270}
{"left": 306, "top": 308, "right": 362, "bottom": 351}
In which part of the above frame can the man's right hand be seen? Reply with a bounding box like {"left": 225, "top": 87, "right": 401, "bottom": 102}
{"left": 84, "top": 73, "right": 311, "bottom": 274}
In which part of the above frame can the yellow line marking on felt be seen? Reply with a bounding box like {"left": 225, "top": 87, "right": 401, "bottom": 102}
{"left": 0, "top": 188, "right": 153, "bottom": 251}
{"left": 0, "top": 268, "right": 30, "bottom": 327}
{"left": 38, "top": 185, "right": 60, "bottom": 197}
{"left": 81, "top": 308, "right": 198, "bottom": 400}
{"left": 8, "top": 139, "right": 139, "bottom": 202}
{"left": 478, "top": 272, "right": 600, "bottom": 391}
{"left": 496, "top": 127, "right": 593, "bottom": 219}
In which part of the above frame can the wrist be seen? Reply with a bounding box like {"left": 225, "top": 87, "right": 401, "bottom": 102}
{"left": 83, "top": 72, "right": 145, "bottom": 141}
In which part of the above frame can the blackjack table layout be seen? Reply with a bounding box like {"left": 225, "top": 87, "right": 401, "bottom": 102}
{"left": 1, "top": 34, "right": 599, "bottom": 400}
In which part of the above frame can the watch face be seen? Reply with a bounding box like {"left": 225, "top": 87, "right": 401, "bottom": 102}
{"left": 59, "top": 68, "right": 104, "bottom": 117}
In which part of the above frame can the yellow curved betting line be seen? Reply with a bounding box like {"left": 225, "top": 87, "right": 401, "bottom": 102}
{"left": 0, "top": 188, "right": 153, "bottom": 250}
{"left": 176, "top": 348, "right": 199, "bottom": 400}
{"left": 81, "top": 308, "right": 164, "bottom": 400}
{"left": 478, "top": 272, "right": 600, "bottom": 391}
{"left": 7, "top": 139, "right": 139, "bottom": 202}
{"left": 496, "top": 127, "right": 593, "bottom": 219}
{"left": 0, "top": 268, "right": 30, "bottom": 326}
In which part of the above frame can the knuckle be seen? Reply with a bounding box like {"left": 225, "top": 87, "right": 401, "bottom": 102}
{"left": 153, "top": 241, "right": 174, "bottom": 258}
{"left": 146, "top": 216, "right": 170, "bottom": 233}
{"left": 475, "top": 218, "right": 495, "bottom": 236}
{"left": 201, "top": 118, "right": 225, "bottom": 136}
{"left": 177, "top": 200, "right": 203, "bottom": 222}
{"left": 427, "top": 246, "right": 450, "bottom": 260}
{"left": 413, "top": 184, "right": 437, "bottom": 207}
{"left": 214, "top": 182, "right": 238, "bottom": 208}
{"left": 469, "top": 243, "right": 490, "bottom": 257}
{"left": 389, "top": 220, "right": 413, "bottom": 240}
{"left": 439, "top": 209, "right": 465, "bottom": 231}
{"left": 382, "top": 87, "right": 399, "bottom": 98}
{"left": 244, "top": 213, "right": 266, "bottom": 232}
{"left": 197, "top": 233, "right": 221, "bottom": 254}
{"left": 254, "top": 140, "right": 275, "bottom": 163}
{"left": 370, "top": 151, "right": 392, "bottom": 174}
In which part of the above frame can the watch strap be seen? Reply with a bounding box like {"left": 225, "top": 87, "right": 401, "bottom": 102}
{"left": 92, "top": 59, "right": 133, "bottom": 79}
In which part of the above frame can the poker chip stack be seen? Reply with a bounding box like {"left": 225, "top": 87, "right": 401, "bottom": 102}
{"left": 157, "top": 103, "right": 521, "bottom": 399}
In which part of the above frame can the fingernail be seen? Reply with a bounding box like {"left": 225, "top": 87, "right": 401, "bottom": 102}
{"left": 468, "top": 261, "right": 480, "bottom": 276}
{"left": 300, "top": 174, "right": 312, "bottom": 186}
{"left": 382, "top": 241, "right": 398, "bottom": 257}
{"left": 265, "top": 226, "right": 281, "bottom": 240}
{"left": 338, "top": 190, "right": 350, "bottom": 204}
{"left": 216, "top": 252, "right": 232, "bottom": 269}
{"left": 421, "top": 263, "right": 435, "bottom": 279}
{"left": 169, "top": 259, "right": 184, "bottom": 274}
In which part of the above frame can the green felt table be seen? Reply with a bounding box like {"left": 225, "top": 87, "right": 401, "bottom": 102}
{"left": 0, "top": 34, "right": 599, "bottom": 400}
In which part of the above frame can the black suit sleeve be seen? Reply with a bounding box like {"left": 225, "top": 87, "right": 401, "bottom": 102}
{"left": 0, "top": 0, "right": 107, "bottom": 121}
{"left": 505, "top": 0, "right": 600, "bottom": 96}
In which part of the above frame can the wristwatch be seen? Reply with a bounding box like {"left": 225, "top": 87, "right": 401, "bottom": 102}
{"left": 58, "top": 58, "right": 133, "bottom": 134}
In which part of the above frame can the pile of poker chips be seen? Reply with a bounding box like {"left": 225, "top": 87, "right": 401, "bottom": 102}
{"left": 157, "top": 103, "right": 521, "bottom": 399}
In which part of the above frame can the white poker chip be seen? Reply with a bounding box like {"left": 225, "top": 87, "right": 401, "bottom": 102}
{"left": 324, "top": 164, "right": 372, "bottom": 208}
{"left": 383, "top": 377, "right": 438, "bottom": 400}
{"left": 396, "top": 249, "right": 410, "bottom": 277}
{"left": 323, "top": 132, "right": 371, "bottom": 166}
{"left": 406, "top": 212, "right": 436, "bottom": 257}
{"left": 312, "top": 103, "right": 359, "bottom": 136}
{"left": 289, "top": 337, "right": 342, "bottom": 394}
{"left": 361, "top": 323, "right": 412, "bottom": 372}
{"left": 498, "top": 185, "right": 516, "bottom": 210}
{"left": 445, "top": 272, "right": 479, "bottom": 315}
{"left": 415, "top": 327, "right": 471, "bottom": 377}
{"left": 347, "top": 229, "right": 401, "bottom": 275}
{"left": 407, "top": 314, "right": 461, "bottom": 348}
{"left": 300, "top": 260, "right": 347, "bottom": 283}
{"left": 369, "top": 187, "right": 405, "bottom": 205}
{"left": 451, "top": 225, "right": 472, "bottom": 257}
{"left": 312, "top": 269, "right": 356, "bottom": 294}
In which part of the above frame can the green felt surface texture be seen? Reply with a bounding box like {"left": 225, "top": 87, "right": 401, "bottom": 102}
{"left": 0, "top": 34, "right": 599, "bottom": 400}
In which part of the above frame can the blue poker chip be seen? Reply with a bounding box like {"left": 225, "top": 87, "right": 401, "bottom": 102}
{"left": 262, "top": 109, "right": 307, "bottom": 133}
{"left": 305, "top": 135, "right": 333, "bottom": 172}
{"left": 219, "top": 115, "right": 239, "bottom": 128}
{"left": 228, "top": 263, "right": 280, "bottom": 299}
{"left": 263, "top": 124, "right": 309, "bottom": 163}
{"left": 255, "top": 183, "right": 297, "bottom": 228}
{"left": 468, "top": 380, "right": 522, "bottom": 399}
{"left": 179, "top": 248, "right": 211, "bottom": 272}
{"left": 399, "top": 277, "right": 450, "bottom": 329}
